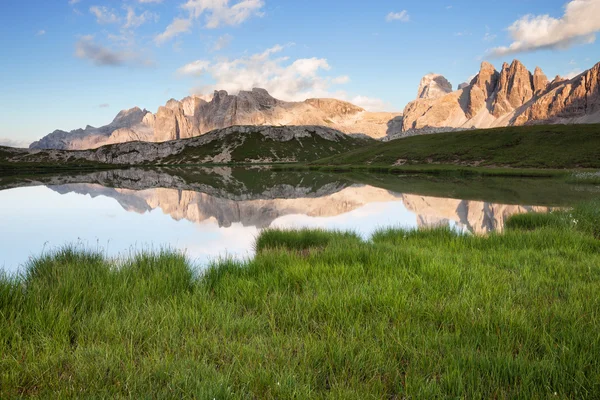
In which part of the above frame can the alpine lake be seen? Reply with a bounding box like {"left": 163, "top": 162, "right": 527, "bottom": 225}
{"left": 1, "top": 167, "right": 598, "bottom": 274}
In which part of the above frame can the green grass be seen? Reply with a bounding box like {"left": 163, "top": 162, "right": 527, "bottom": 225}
{"left": 507, "top": 200, "right": 600, "bottom": 238}
{"left": 2, "top": 202, "right": 600, "bottom": 398}
{"left": 275, "top": 163, "right": 569, "bottom": 178}
{"left": 566, "top": 171, "right": 600, "bottom": 185}
{"left": 155, "top": 131, "right": 372, "bottom": 165}
{"left": 0, "top": 161, "right": 121, "bottom": 175}
{"left": 313, "top": 123, "right": 600, "bottom": 169}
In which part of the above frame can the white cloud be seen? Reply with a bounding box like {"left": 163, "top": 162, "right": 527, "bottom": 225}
{"left": 349, "top": 96, "right": 392, "bottom": 111}
{"left": 36, "top": 30, "right": 46, "bottom": 36}
{"left": 491, "top": 0, "right": 600, "bottom": 56}
{"left": 0, "top": 138, "right": 30, "bottom": 148}
{"left": 69, "top": 0, "right": 80, "bottom": 4}
{"left": 386, "top": 11, "right": 410, "bottom": 23}
{"left": 213, "top": 34, "right": 233, "bottom": 51}
{"left": 156, "top": 0, "right": 264, "bottom": 43}
{"left": 99, "top": 103, "right": 110, "bottom": 108}
{"left": 154, "top": 18, "right": 192, "bottom": 44}
{"left": 177, "top": 45, "right": 392, "bottom": 111}
{"left": 75, "top": 35, "right": 151, "bottom": 66}
{"left": 124, "top": 7, "right": 158, "bottom": 29}
{"left": 183, "top": 0, "right": 265, "bottom": 28}
{"left": 177, "top": 60, "right": 211, "bottom": 75}
{"left": 332, "top": 75, "right": 350, "bottom": 84}
{"left": 90, "top": 6, "right": 120, "bottom": 24}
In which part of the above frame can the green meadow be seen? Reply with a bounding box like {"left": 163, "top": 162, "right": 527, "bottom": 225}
{"left": 314, "top": 124, "right": 600, "bottom": 169}
{"left": 1, "top": 201, "right": 600, "bottom": 398}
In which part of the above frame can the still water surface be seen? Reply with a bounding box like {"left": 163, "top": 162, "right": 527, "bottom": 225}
{"left": 1, "top": 168, "right": 595, "bottom": 273}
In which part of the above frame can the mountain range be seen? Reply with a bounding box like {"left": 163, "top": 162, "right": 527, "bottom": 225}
{"left": 28, "top": 59, "right": 600, "bottom": 150}
{"left": 30, "top": 89, "right": 401, "bottom": 150}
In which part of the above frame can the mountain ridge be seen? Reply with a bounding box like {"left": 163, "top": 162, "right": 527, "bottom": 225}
{"left": 30, "top": 89, "right": 401, "bottom": 150}
{"left": 399, "top": 60, "right": 600, "bottom": 135}
{"left": 10, "top": 125, "right": 374, "bottom": 165}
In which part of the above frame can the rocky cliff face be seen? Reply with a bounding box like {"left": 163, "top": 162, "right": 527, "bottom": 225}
{"left": 30, "top": 88, "right": 401, "bottom": 150}
{"left": 417, "top": 74, "right": 453, "bottom": 100}
{"left": 399, "top": 60, "right": 600, "bottom": 135}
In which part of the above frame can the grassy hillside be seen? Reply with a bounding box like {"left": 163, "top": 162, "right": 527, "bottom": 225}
{"left": 1, "top": 202, "right": 599, "bottom": 398}
{"left": 314, "top": 124, "right": 600, "bottom": 169}
{"left": 161, "top": 131, "right": 373, "bottom": 164}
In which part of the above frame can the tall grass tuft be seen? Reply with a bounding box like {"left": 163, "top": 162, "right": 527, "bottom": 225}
{"left": 506, "top": 200, "right": 600, "bottom": 238}
{"left": 255, "top": 228, "right": 361, "bottom": 252}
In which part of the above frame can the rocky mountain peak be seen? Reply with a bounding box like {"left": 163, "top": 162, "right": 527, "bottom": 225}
{"left": 237, "top": 88, "right": 278, "bottom": 108}
{"left": 165, "top": 99, "right": 182, "bottom": 111}
{"left": 480, "top": 61, "right": 495, "bottom": 71}
{"left": 472, "top": 61, "right": 500, "bottom": 98}
{"left": 549, "top": 75, "right": 567, "bottom": 89}
{"left": 533, "top": 66, "right": 549, "bottom": 94}
{"left": 111, "top": 107, "right": 148, "bottom": 128}
{"left": 212, "top": 90, "right": 230, "bottom": 103}
{"left": 491, "top": 59, "right": 535, "bottom": 117}
{"left": 416, "top": 74, "right": 453, "bottom": 100}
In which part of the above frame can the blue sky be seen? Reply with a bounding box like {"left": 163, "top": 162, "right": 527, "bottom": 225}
{"left": 1, "top": 0, "right": 599, "bottom": 145}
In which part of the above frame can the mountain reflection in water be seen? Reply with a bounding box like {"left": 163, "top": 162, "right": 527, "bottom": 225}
{"left": 1, "top": 168, "right": 568, "bottom": 272}
{"left": 49, "top": 182, "right": 550, "bottom": 235}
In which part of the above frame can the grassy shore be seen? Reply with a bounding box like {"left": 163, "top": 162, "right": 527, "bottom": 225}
{"left": 273, "top": 163, "right": 571, "bottom": 178}
{"left": 1, "top": 202, "right": 599, "bottom": 398}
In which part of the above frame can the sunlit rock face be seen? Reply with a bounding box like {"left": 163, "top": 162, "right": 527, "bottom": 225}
{"left": 398, "top": 60, "right": 600, "bottom": 137}
{"left": 416, "top": 74, "right": 453, "bottom": 100}
{"left": 30, "top": 89, "right": 402, "bottom": 150}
